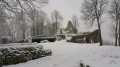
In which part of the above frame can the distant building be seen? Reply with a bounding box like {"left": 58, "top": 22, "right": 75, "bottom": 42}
{"left": 86, "top": 29, "right": 100, "bottom": 43}
{"left": 56, "top": 21, "right": 77, "bottom": 40}
{"left": 69, "top": 29, "right": 100, "bottom": 43}
{"left": 64, "top": 21, "right": 77, "bottom": 34}
{"left": 56, "top": 21, "right": 100, "bottom": 43}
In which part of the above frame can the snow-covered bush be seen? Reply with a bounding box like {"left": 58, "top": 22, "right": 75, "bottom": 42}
{"left": 41, "top": 50, "right": 52, "bottom": 57}
{"left": 1, "top": 36, "right": 12, "bottom": 44}
{"left": 0, "top": 45, "right": 52, "bottom": 66}
{"left": 0, "top": 52, "right": 3, "bottom": 67}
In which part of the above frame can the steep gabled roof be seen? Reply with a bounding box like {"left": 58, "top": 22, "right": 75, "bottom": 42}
{"left": 64, "top": 21, "right": 76, "bottom": 33}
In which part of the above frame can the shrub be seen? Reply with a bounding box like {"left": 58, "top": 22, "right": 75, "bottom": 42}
{"left": 0, "top": 52, "right": 3, "bottom": 67}
{"left": 1, "top": 37, "right": 12, "bottom": 44}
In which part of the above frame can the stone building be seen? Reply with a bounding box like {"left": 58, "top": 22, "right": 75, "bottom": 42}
{"left": 86, "top": 30, "right": 100, "bottom": 43}
{"left": 69, "top": 29, "right": 100, "bottom": 43}
{"left": 56, "top": 21, "right": 77, "bottom": 40}
{"left": 64, "top": 21, "right": 77, "bottom": 34}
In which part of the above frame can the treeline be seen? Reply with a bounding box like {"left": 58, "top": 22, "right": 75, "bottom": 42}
{"left": 0, "top": 0, "right": 63, "bottom": 42}
{"left": 0, "top": 0, "right": 120, "bottom": 46}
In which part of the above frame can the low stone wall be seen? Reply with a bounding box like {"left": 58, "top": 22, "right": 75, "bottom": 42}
{"left": 32, "top": 37, "right": 56, "bottom": 43}
{"left": 70, "top": 35, "right": 86, "bottom": 43}
{"left": 0, "top": 45, "right": 52, "bottom": 66}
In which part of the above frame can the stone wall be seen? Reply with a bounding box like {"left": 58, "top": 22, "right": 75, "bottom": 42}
{"left": 0, "top": 45, "right": 52, "bottom": 66}
{"left": 70, "top": 35, "right": 86, "bottom": 43}
{"left": 68, "top": 30, "right": 100, "bottom": 43}
{"left": 87, "top": 30, "right": 100, "bottom": 43}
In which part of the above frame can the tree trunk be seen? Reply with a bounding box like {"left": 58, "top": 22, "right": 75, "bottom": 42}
{"left": 97, "top": 18, "right": 103, "bottom": 46}
{"left": 75, "top": 27, "right": 77, "bottom": 34}
{"left": 118, "top": 20, "right": 120, "bottom": 46}
{"left": 60, "top": 29, "right": 62, "bottom": 34}
{"left": 23, "top": 30, "right": 25, "bottom": 40}
{"left": 115, "top": 16, "right": 119, "bottom": 46}
{"left": 33, "top": 21, "right": 35, "bottom": 36}
{"left": 54, "top": 22, "right": 57, "bottom": 35}
{"left": 56, "top": 14, "right": 58, "bottom": 34}
{"left": 115, "top": 24, "right": 118, "bottom": 46}
{"left": 36, "top": 23, "right": 39, "bottom": 35}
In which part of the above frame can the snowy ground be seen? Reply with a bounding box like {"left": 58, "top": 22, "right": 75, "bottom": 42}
{"left": 3, "top": 40, "right": 120, "bottom": 67}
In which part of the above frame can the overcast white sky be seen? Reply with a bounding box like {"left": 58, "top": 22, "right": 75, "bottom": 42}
{"left": 41, "top": 0, "right": 114, "bottom": 41}
{"left": 42, "top": 0, "right": 84, "bottom": 28}
{"left": 42, "top": 0, "right": 112, "bottom": 39}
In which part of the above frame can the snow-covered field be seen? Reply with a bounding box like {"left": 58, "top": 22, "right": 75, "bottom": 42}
{"left": 3, "top": 40, "right": 120, "bottom": 67}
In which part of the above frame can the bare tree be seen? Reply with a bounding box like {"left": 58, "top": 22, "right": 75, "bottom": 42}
{"left": 109, "top": 0, "right": 120, "bottom": 46}
{"left": 9, "top": 11, "right": 29, "bottom": 41}
{"left": 71, "top": 14, "right": 79, "bottom": 34}
{"left": 0, "top": 4, "right": 10, "bottom": 39}
{"left": 28, "top": 10, "right": 48, "bottom": 36}
{"left": 0, "top": 0, "right": 48, "bottom": 41}
{"left": 28, "top": 9, "right": 47, "bottom": 36}
{"left": 44, "top": 19, "right": 51, "bottom": 36}
{"left": 0, "top": 0, "right": 48, "bottom": 13}
{"left": 51, "top": 10, "right": 63, "bottom": 34}
{"left": 36, "top": 10, "right": 47, "bottom": 36}
{"left": 19, "top": 12, "right": 27, "bottom": 40}
{"left": 28, "top": 9, "right": 38, "bottom": 36}
{"left": 81, "top": 0, "right": 108, "bottom": 46}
